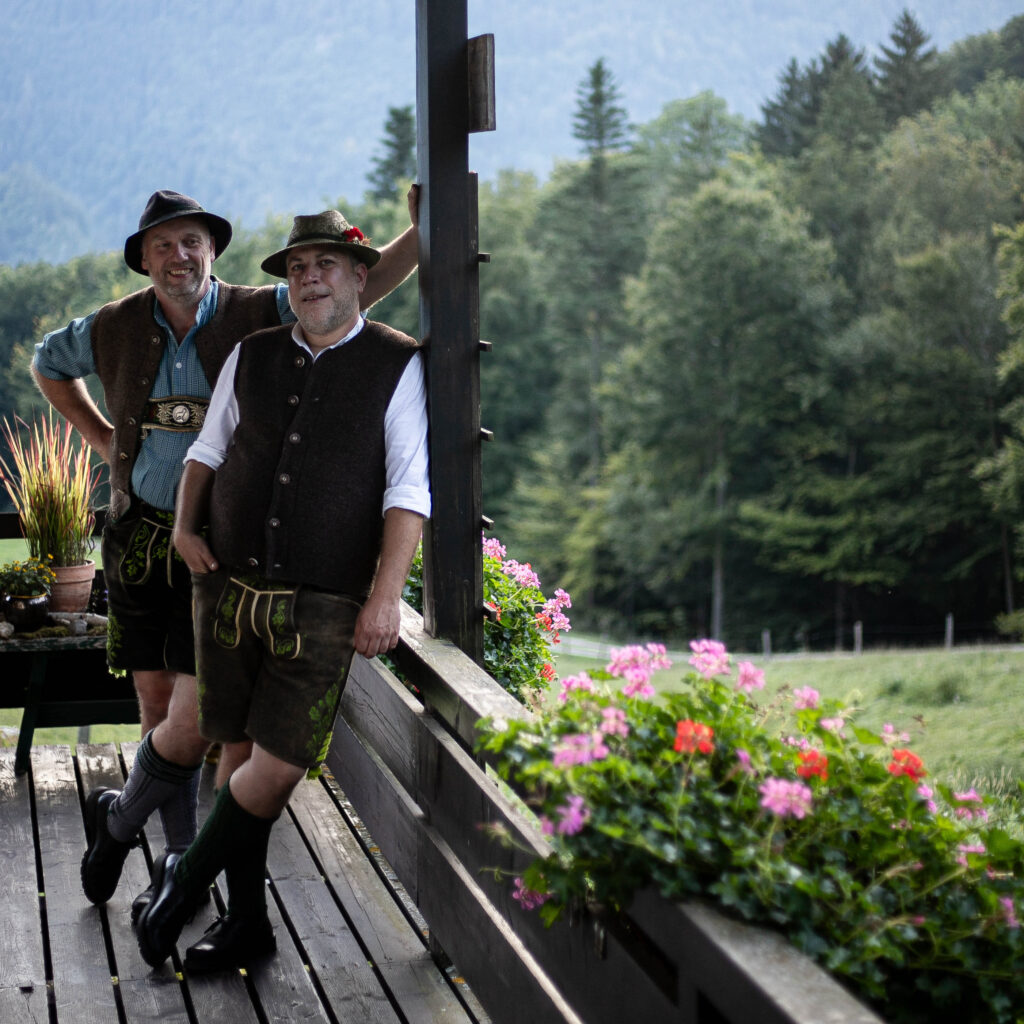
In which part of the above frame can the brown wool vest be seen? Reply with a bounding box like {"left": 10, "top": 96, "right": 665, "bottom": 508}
{"left": 209, "top": 320, "right": 421, "bottom": 597}
{"left": 91, "top": 282, "right": 280, "bottom": 518}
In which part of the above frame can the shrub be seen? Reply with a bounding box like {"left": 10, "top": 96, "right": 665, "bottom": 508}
{"left": 480, "top": 640, "right": 1024, "bottom": 1024}
{"left": 402, "top": 534, "right": 571, "bottom": 701}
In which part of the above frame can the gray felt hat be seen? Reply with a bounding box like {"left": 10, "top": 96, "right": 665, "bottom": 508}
{"left": 260, "top": 210, "right": 381, "bottom": 278}
{"left": 124, "top": 190, "right": 232, "bottom": 275}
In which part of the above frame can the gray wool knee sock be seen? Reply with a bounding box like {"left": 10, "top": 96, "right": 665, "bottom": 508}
{"left": 106, "top": 731, "right": 203, "bottom": 846}
{"left": 157, "top": 763, "right": 202, "bottom": 853}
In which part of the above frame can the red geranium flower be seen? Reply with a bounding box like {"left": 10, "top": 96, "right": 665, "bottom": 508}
{"left": 796, "top": 749, "right": 829, "bottom": 781}
{"left": 888, "top": 748, "right": 926, "bottom": 781}
{"left": 342, "top": 226, "right": 366, "bottom": 242}
{"left": 674, "top": 719, "right": 714, "bottom": 755}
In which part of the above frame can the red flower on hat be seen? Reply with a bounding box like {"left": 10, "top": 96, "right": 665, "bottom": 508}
{"left": 342, "top": 226, "right": 365, "bottom": 242}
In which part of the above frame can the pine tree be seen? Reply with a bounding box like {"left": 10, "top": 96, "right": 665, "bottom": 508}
{"left": 757, "top": 58, "right": 814, "bottom": 158}
{"left": 874, "top": 10, "right": 939, "bottom": 126}
{"left": 757, "top": 37, "right": 872, "bottom": 158}
{"left": 572, "top": 58, "right": 629, "bottom": 164}
{"left": 366, "top": 105, "right": 416, "bottom": 201}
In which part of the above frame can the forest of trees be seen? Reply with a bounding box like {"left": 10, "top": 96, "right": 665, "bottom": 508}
{"left": 4, "top": 10, "right": 1024, "bottom": 652}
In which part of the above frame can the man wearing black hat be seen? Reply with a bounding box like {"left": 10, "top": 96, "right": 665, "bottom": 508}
{"left": 135, "top": 208, "right": 428, "bottom": 971}
{"left": 31, "top": 189, "right": 418, "bottom": 918}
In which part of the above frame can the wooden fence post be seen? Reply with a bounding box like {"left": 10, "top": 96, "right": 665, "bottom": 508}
{"left": 415, "top": 0, "right": 491, "bottom": 664}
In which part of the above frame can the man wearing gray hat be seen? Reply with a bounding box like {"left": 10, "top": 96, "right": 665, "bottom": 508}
{"left": 31, "top": 189, "right": 419, "bottom": 918}
{"left": 136, "top": 209, "right": 429, "bottom": 971}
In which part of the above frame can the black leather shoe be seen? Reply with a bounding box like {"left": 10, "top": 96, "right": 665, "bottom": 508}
{"left": 131, "top": 878, "right": 212, "bottom": 927}
{"left": 137, "top": 853, "right": 194, "bottom": 968}
{"left": 184, "top": 914, "right": 276, "bottom": 973}
{"left": 130, "top": 884, "right": 154, "bottom": 927}
{"left": 81, "top": 787, "right": 137, "bottom": 904}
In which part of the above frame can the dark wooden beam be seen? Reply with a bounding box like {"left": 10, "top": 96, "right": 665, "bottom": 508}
{"left": 416, "top": 0, "right": 484, "bottom": 663}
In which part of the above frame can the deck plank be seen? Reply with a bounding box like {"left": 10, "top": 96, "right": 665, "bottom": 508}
{"left": 1, "top": 742, "right": 479, "bottom": 1024}
{"left": 31, "top": 745, "right": 121, "bottom": 1023}
{"left": 0, "top": 749, "right": 47, "bottom": 995}
{"left": 116, "top": 742, "right": 264, "bottom": 1024}
{"left": 289, "top": 775, "right": 476, "bottom": 1024}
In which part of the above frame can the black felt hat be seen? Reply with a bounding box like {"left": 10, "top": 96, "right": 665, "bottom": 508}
{"left": 260, "top": 210, "right": 381, "bottom": 278}
{"left": 123, "top": 190, "right": 233, "bottom": 275}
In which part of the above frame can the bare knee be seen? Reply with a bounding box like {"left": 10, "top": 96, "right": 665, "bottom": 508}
{"left": 215, "top": 740, "right": 253, "bottom": 790}
{"left": 133, "top": 669, "right": 175, "bottom": 734}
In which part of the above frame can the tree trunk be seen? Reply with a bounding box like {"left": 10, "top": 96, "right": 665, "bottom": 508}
{"left": 711, "top": 470, "right": 726, "bottom": 639}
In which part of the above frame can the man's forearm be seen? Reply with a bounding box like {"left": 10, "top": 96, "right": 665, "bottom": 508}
{"left": 361, "top": 225, "right": 418, "bottom": 309}
{"left": 31, "top": 368, "right": 114, "bottom": 460}
{"left": 171, "top": 459, "right": 220, "bottom": 573}
{"left": 374, "top": 508, "right": 425, "bottom": 598}
{"left": 353, "top": 508, "right": 425, "bottom": 657}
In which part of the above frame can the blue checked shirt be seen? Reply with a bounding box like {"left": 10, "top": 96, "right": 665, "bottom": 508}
{"left": 33, "top": 280, "right": 294, "bottom": 511}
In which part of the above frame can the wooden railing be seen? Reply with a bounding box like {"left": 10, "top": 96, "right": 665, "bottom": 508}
{"left": 328, "top": 603, "right": 886, "bottom": 1024}
{"left": 0, "top": 509, "right": 883, "bottom": 1021}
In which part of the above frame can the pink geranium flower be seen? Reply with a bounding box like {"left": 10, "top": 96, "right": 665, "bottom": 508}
{"left": 792, "top": 686, "right": 819, "bottom": 710}
{"left": 557, "top": 673, "right": 595, "bottom": 702}
{"left": 599, "top": 706, "right": 629, "bottom": 737}
{"left": 512, "top": 877, "right": 551, "bottom": 910}
{"left": 607, "top": 643, "right": 671, "bottom": 699}
{"left": 759, "top": 777, "right": 814, "bottom": 819}
{"left": 481, "top": 533, "right": 506, "bottom": 560}
{"left": 553, "top": 731, "right": 609, "bottom": 767}
{"left": 735, "top": 660, "right": 765, "bottom": 693}
{"left": 555, "top": 794, "right": 591, "bottom": 835}
{"left": 688, "top": 638, "right": 730, "bottom": 679}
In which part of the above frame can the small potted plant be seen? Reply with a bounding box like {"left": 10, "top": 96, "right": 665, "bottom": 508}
{"left": 1, "top": 412, "right": 101, "bottom": 612}
{"left": 0, "top": 556, "right": 57, "bottom": 632}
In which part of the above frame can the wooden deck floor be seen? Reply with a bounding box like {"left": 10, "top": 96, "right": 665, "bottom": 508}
{"left": 0, "top": 741, "right": 484, "bottom": 1024}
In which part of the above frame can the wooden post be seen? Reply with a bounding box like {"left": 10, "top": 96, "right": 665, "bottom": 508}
{"left": 415, "top": 0, "right": 487, "bottom": 663}
{"left": 761, "top": 629, "right": 771, "bottom": 659}
{"left": 945, "top": 613, "right": 954, "bottom": 650}
{"left": 853, "top": 621, "right": 863, "bottom": 655}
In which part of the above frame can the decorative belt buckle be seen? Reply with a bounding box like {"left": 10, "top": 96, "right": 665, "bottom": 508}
{"left": 171, "top": 403, "right": 193, "bottom": 425}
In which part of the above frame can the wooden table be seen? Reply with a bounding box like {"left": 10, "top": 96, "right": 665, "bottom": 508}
{"left": 0, "top": 633, "right": 138, "bottom": 773}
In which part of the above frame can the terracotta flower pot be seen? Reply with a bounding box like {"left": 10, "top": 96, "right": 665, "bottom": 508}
{"left": 50, "top": 560, "right": 96, "bottom": 613}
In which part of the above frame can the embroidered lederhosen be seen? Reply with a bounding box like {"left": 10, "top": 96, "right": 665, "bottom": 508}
{"left": 209, "top": 574, "right": 302, "bottom": 659}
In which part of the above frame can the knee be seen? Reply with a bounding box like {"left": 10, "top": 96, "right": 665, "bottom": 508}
{"left": 134, "top": 671, "right": 175, "bottom": 723}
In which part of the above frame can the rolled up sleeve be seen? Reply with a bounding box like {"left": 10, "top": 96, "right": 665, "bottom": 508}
{"left": 383, "top": 352, "right": 431, "bottom": 518}
{"left": 33, "top": 312, "right": 99, "bottom": 380}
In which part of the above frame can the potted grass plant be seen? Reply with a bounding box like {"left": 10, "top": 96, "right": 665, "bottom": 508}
{"left": 1, "top": 411, "right": 101, "bottom": 612}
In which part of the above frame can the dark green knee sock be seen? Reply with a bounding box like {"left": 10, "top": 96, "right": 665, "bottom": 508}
{"left": 174, "top": 781, "right": 276, "bottom": 916}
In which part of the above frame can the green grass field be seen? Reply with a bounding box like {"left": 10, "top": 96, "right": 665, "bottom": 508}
{"left": 552, "top": 644, "right": 1024, "bottom": 793}
{"left": 0, "top": 537, "right": 103, "bottom": 567}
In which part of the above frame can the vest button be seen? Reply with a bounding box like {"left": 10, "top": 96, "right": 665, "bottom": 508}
{"left": 119, "top": 452, "right": 129, "bottom": 461}
{"left": 140, "top": 376, "right": 149, "bottom": 386}
{"left": 247, "top": 557, "right": 259, "bottom": 567}
{"left": 127, "top": 417, "right": 137, "bottom": 426}
{"left": 287, "top": 395, "right": 299, "bottom": 406}
{"left": 294, "top": 355, "right": 306, "bottom": 368}
{"left": 151, "top": 336, "right": 161, "bottom": 345}
{"left": 288, "top": 432, "right": 301, "bottom": 444}
{"left": 268, "top": 518, "right": 280, "bottom": 528}
{"left": 278, "top": 473, "right": 291, "bottom": 485}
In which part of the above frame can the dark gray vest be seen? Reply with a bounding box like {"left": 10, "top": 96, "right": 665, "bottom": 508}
{"left": 209, "top": 319, "right": 420, "bottom": 597}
